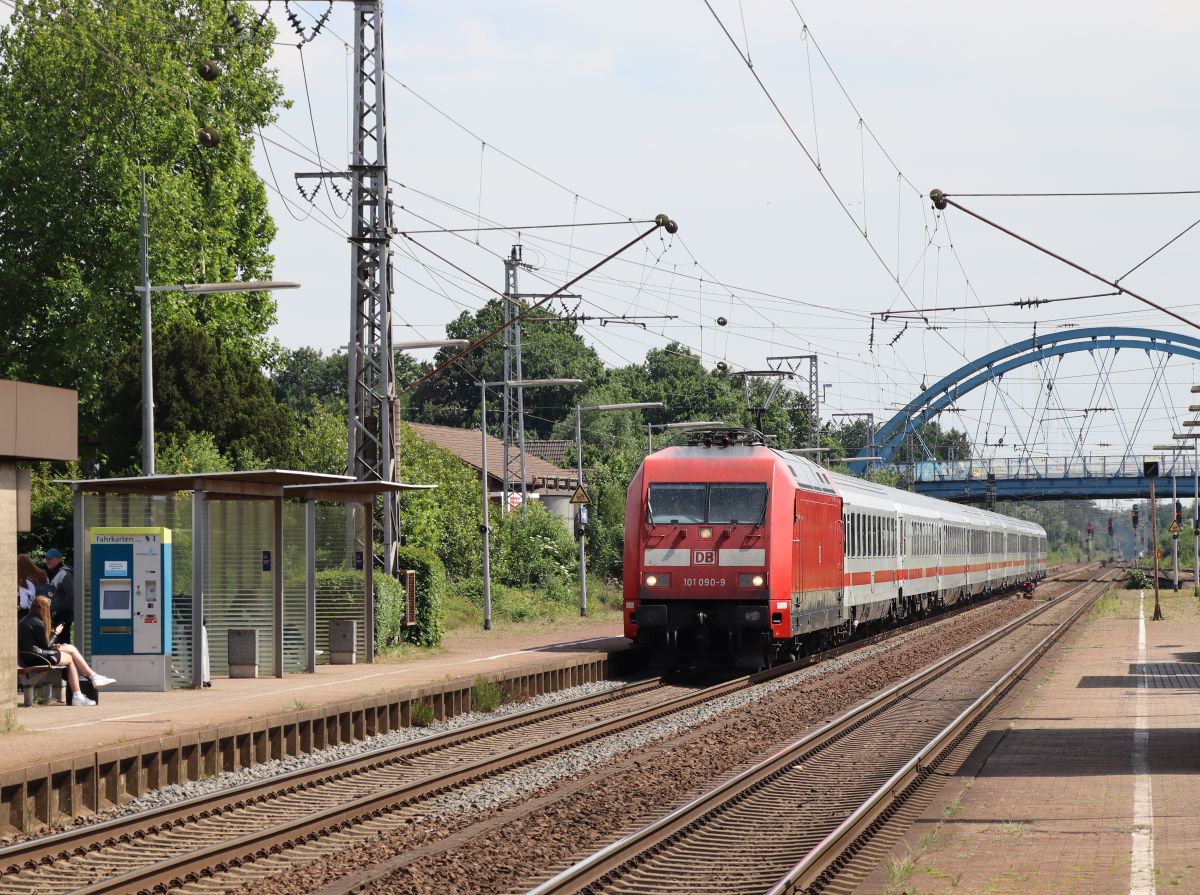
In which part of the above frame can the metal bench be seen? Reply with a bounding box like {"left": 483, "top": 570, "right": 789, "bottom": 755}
{"left": 17, "top": 662, "right": 63, "bottom": 706}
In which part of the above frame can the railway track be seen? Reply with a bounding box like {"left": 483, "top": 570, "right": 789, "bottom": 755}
{"left": 524, "top": 567, "right": 1112, "bottom": 895}
{"left": 0, "top": 567, "right": 1082, "bottom": 895}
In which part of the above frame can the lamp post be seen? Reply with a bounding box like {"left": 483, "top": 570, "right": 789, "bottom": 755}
{"left": 137, "top": 173, "right": 299, "bottom": 475}
{"left": 647, "top": 420, "right": 726, "bottom": 453}
{"left": 480, "top": 378, "right": 583, "bottom": 630}
{"left": 138, "top": 279, "right": 299, "bottom": 475}
{"left": 576, "top": 401, "right": 664, "bottom": 616}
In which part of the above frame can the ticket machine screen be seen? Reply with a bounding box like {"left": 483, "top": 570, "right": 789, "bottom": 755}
{"left": 99, "top": 581, "right": 132, "bottom": 619}
{"left": 102, "top": 588, "right": 130, "bottom": 611}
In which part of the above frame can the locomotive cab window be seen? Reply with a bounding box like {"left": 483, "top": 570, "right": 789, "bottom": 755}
{"left": 708, "top": 483, "right": 768, "bottom": 525}
{"left": 647, "top": 482, "right": 768, "bottom": 525}
{"left": 647, "top": 483, "right": 706, "bottom": 524}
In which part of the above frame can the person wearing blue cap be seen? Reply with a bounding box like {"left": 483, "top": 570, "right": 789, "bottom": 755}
{"left": 43, "top": 548, "right": 75, "bottom": 645}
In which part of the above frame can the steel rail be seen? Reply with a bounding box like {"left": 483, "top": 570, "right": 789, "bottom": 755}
{"left": 524, "top": 568, "right": 1108, "bottom": 895}
{"left": 2, "top": 567, "right": 1075, "bottom": 894}
{"left": 0, "top": 676, "right": 669, "bottom": 872}
{"left": 767, "top": 571, "right": 1112, "bottom": 894}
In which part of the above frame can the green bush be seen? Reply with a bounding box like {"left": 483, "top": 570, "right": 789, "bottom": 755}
{"left": 1125, "top": 568, "right": 1153, "bottom": 590}
{"left": 493, "top": 502, "right": 577, "bottom": 593}
{"left": 471, "top": 675, "right": 503, "bottom": 713}
{"left": 373, "top": 571, "right": 408, "bottom": 648}
{"left": 396, "top": 545, "right": 446, "bottom": 647}
{"left": 314, "top": 557, "right": 444, "bottom": 651}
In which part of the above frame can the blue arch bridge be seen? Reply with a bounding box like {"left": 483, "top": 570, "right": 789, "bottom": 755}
{"left": 849, "top": 327, "right": 1200, "bottom": 502}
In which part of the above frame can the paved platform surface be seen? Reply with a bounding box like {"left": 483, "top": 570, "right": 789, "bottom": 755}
{"left": 2, "top": 619, "right": 625, "bottom": 772}
{"left": 856, "top": 586, "right": 1200, "bottom": 895}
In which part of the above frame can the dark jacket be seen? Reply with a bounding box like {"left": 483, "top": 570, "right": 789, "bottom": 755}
{"left": 47, "top": 564, "right": 73, "bottom": 616}
{"left": 17, "top": 614, "right": 59, "bottom": 664}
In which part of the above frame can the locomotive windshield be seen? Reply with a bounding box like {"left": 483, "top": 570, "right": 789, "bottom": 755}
{"left": 647, "top": 483, "right": 706, "bottom": 523}
{"left": 708, "top": 483, "right": 768, "bottom": 524}
{"left": 647, "top": 482, "right": 768, "bottom": 525}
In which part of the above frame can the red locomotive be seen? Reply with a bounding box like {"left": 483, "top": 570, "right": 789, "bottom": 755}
{"left": 623, "top": 430, "right": 1047, "bottom": 667}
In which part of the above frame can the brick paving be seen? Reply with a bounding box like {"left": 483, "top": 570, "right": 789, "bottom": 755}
{"left": 855, "top": 587, "right": 1200, "bottom": 895}
{"left": 0, "top": 619, "right": 623, "bottom": 772}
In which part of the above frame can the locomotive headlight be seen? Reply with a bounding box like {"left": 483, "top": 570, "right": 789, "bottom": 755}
{"left": 752, "top": 574, "right": 765, "bottom": 587}
{"left": 645, "top": 574, "right": 657, "bottom": 587}
{"left": 699, "top": 527, "right": 713, "bottom": 539}
{"left": 644, "top": 573, "right": 669, "bottom": 587}
{"left": 738, "top": 573, "right": 766, "bottom": 588}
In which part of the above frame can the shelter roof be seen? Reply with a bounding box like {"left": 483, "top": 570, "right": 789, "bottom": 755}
{"left": 283, "top": 480, "right": 436, "bottom": 502}
{"left": 60, "top": 469, "right": 354, "bottom": 498}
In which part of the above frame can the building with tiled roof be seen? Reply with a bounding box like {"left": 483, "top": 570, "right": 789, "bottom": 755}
{"left": 525, "top": 439, "right": 573, "bottom": 467}
{"left": 403, "top": 422, "right": 578, "bottom": 522}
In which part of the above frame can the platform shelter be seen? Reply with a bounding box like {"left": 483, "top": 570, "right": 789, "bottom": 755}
{"left": 62, "top": 471, "right": 429, "bottom": 688}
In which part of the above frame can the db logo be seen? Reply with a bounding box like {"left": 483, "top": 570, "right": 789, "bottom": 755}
{"left": 692, "top": 550, "right": 716, "bottom": 565}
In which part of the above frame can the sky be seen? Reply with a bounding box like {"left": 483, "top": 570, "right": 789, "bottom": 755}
{"left": 8, "top": 2, "right": 1200, "bottom": 468}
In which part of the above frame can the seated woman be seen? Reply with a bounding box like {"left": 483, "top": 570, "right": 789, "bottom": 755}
{"left": 18, "top": 594, "right": 116, "bottom": 706}
{"left": 17, "top": 553, "right": 47, "bottom": 621}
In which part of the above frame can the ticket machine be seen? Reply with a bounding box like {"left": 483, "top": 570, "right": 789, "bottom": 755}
{"left": 90, "top": 527, "right": 172, "bottom": 691}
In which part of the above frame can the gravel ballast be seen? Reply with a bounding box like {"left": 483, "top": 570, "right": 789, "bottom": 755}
{"left": 215, "top": 590, "right": 1077, "bottom": 895}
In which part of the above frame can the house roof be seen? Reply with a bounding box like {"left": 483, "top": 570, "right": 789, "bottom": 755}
{"left": 525, "top": 439, "right": 573, "bottom": 467}
{"left": 404, "top": 422, "right": 578, "bottom": 493}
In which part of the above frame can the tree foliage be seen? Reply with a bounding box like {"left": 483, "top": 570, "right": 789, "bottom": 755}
{"left": 99, "top": 319, "right": 295, "bottom": 469}
{"left": 0, "top": 0, "right": 285, "bottom": 470}
{"left": 408, "top": 302, "right": 605, "bottom": 433}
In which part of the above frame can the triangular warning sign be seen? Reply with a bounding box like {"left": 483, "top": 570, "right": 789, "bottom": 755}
{"left": 1170, "top": 521, "right": 1181, "bottom": 533}
{"left": 570, "top": 485, "right": 591, "bottom": 505}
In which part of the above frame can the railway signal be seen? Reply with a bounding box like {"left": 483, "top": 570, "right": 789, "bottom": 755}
{"left": 1132, "top": 506, "right": 1139, "bottom": 529}
{"left": 1107, "top": 517, "right": 1114, "bottom": 536}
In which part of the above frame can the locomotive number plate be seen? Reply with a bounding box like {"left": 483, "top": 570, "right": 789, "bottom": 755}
{"left": 692, "top": 549, "right": 716, "bottom": 565}
{"left": 683, "top": 577, "right": 726, "bottom": 588}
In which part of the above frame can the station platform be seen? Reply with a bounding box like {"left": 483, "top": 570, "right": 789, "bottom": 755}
{"left": 1, "top": 618, "right": 626, "bottom": 830}
{"left": 859, "top": 585, "right": 1200, "bottom": 895}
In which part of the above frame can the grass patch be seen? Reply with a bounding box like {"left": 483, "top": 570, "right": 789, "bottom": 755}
{"left": 1, "top": 709, "right": 23, "bottom": 734}
{"left": 410, "top": 700, "right": 435, "bottom": 727}
{"left": 883, "top": 855, "right": 916, "bottom": 892}
{"left": 942, "top": 799, "right": 963, "bottom": 820}
{"left": 471, "top": 675, "right": 503, "bottom": 713}
{"left": 442, "top": 576, "right": 623, "bottom": 631}
{"left": 995, "top": 820, "right": 1029, "bottom": 836}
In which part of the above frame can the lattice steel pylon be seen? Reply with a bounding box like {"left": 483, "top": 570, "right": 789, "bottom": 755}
{"left": 767, "top": 355, "right": 820, "bottom": 447}
{"left": 501, "top": 246, "right": 529, "bottom": 512}
{"left": 344, "top": 0, "right": 398, "bottom": 574}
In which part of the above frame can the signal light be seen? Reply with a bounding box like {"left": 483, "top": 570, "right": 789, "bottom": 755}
{"left": 1107, "top": 518, "right": 1114, "bottom": 536}
{"left": 1132, "top": 506, "right": 1140, "bottom": 530}
{"left": 1176, "top": 501, "right": 1183, "bottom": 525}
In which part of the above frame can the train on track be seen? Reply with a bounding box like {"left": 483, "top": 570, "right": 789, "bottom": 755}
{"left": 623, "top": 429, "right": 1047, "bottom": 667}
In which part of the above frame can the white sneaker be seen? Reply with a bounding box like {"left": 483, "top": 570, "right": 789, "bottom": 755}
{"left": 91, "top": 675, "right": 116, "bottom": 688}
{"left": 71, "top": 692, "right": 97, "bottom": 707}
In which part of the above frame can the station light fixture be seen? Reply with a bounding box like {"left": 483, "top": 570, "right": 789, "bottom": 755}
{"left": 394, "top": 339, "right": 470, "bottom": 350}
